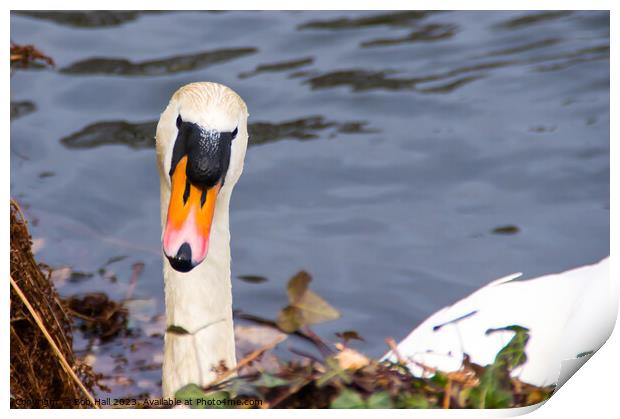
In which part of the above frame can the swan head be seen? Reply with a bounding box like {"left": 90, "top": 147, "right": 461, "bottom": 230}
{"left": 155, "top": 82, "right": 249, "bottom": 273}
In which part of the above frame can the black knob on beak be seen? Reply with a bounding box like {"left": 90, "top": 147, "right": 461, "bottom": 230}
{"left": 167, "top": 242, "right": 194, "bottom": 272}
{"left": 171, "top": 121, "right": 232, "bottom": 188}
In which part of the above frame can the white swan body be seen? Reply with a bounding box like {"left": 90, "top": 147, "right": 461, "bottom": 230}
{"left": 155, "top": 82, "right": 249, "bottom": 398}
{"left": 387, "top": 257, "right": 615, "bottom": 387}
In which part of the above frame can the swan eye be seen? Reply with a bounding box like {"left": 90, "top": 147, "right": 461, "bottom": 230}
{"left": 231, "top": 127, "right": 238, "bottom": 140}
{"left": 176, "top": 115, "right": 182, "bottom": 129}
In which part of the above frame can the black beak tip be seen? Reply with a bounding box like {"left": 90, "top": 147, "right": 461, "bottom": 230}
{"left": 166, "top": 242, "right": 195, "bottom": 273}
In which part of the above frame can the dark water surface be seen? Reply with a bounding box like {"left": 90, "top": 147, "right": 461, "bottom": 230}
{"left": 10, "top": 11, "right": 609, "bottom": 398}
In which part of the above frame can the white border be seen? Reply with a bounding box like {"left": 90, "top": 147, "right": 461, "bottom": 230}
{"left": 4, "top": 2, "right": 617, "bottom": 418}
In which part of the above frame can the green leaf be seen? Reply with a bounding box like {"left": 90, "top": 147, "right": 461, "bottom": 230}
{"left": 317, "top": 357, "right": 352, "bottom": 387}
{"left": 465, "top": 325, "right": 532, "bottom": 407}
{"left": 397, "top": 394, "right": 429, "bottom": 409}
{"left": 227, "top": 377, "right": 260, "bottom": 398}
{"left": 468, "top": 361, "right": 513, "bottom": 408}
{"left": 175, "top": 384, "right": 231, "bottom": 409}
{"left": 276, "top": 271, "right": 340, "bottom": 332}
{"left": 367, "top": 391, "right": 393, "bottom": 409}
{"left": 430, "top": 371, "right": 448, "bottom": 388}
{"left": 253, "top": 373, "right": 290, "bottom": 388}
{"left": 487, "top": 325, "right": 530, "bottom": 371}
{"left": 472, "top": 370, "right": 513, "bottom": 409}
{"left": 202, "top": 391, "right": 231, "bottom": 409}
{"left": 175, "top": 384, "right": 208, "bottom": 408}
{"left": 330, "top": 389, "right": 366, "bottom": 409}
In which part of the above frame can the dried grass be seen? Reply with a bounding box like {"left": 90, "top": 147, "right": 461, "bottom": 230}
{"left": 10, "top": 200, "right": 100, "bottom": 408}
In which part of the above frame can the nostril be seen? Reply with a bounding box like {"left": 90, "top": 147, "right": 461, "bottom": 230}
{"left": 167, "top": 243, "right": 194, "bottom": 272}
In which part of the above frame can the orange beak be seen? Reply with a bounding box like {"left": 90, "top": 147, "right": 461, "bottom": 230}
{"left": 163, "top": 156, "right": 220, "bottom": 272}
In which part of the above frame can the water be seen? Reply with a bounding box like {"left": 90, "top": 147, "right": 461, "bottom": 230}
{"left": 10, "top": 11, "right": 610, "bottom": 398}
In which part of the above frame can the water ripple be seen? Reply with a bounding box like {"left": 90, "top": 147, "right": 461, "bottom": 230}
{"left": 14, "top": 10, "right": 161, "bottom": 27}
{"left": 304, "top": 45, "right": 608, "bottom": 93}
{"left": 239, "top": 57, "right": 314, "bottom": 79}
{"left": 10, "top": 101, "right": 36, "bottom": 120}
{"left": 59, "top": 116, "right": 377, "bottom": 149}
{"left": 298, "top": 11, "right": 431, "bottom": 30}
{"left": 361, "top": 23, "right": 457, "bottom": 47}
{"left": 495, "top": 11, "right": 573, "bottom": 30}
{"left": 60, "top": 48, "right": 257, "bottom": 76}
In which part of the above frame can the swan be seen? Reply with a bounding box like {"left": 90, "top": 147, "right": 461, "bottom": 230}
{"left": 386, "top": 257, "right": 615, "bottom": 388}
{"left": 155, "top": 82, "right": 248, "bottom": 398}
{"left": 154, "top": 81, "right": 614, "bottom": 398}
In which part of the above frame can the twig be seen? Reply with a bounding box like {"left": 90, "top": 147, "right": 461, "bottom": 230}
{"left": 10, "top": 276, "right": 99, "bottom": 408}
{"left": 205, "top": 336, "right": 285, "bottom": 388}
{"left": 263, "top": 377, "right": 313, "bottom": 409}
{"left": 300, "top": 326, "right": 333, "bottom": 357}
{"left": 384, "top": 338, "right": 441, "bottom": 377}
{"left": 124, "top": 262, "right": 144, "bottom": 301}
{"left": 443, "top": 378, "right": 452, "bottom": 409}
{"left": 288, "top": 346, "right": 323, "bottom": 363}
{"left": 64, "top": 308, "right": 99, "bottom": 322}
{"left": 385, "top": 337, "right": 405, "bottom": 364}
{"left": 10, "top": 198, "right": 27, "bottom": 224}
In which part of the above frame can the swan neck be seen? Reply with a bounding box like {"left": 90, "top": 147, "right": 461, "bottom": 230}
{"left": 161, "top": 189, "right": 236, "bottom": 397}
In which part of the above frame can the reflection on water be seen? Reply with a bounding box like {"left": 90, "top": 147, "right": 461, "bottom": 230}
{"left": 60, "top": 116, "right": 376, "bottom": 149}
{"left": 298, "top": 10, "right": 431, "bottom": 30}
{"left": 10, "top": 100, "right": 35, "bottom": 120}
{"left": 361, "top": 23, "right": 457, "bottom": 47}
{"left": 10, "top": 11, "right": 609, "bottom": 399}
{"left": 61, "top": 48, "right": 257, "bottom": 76}
{"left": 495, "top": 10, "right": 572, "bottom": 29}
{"left": 248, "top": 116, "right": 377, "bottom": 144}
{"left": 305, "top": 45, "right": 609, "bottom": 93}
{"left": 305, "top": 69, "right": 486, "bottom": 93}
{"left": 533, "top": 45, "right": 609, "bottom": 72}
{"left": 239, "top": 57, "right": 314, "bottom": 79}
{"left": 14, "top": 10, "right": 157, "bottom": 27}
{"left": 306, "top": 69, "right": 417, "bottom": 91}
{"left": 60, "top": 120, "right": 156, "bottom": 149}
{"left": 483, "top": 38, "right": 561, "bottom": 57}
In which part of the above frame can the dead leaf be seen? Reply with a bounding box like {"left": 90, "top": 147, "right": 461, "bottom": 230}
{"left": 276, "top": 271, "right": 340, "bottom": 332}
{"left": 287, "top": 271, "right": 312, "bottom": 304}
{"left": 335, "top": 330, "right": 365, "bottom": 343}
{"left": 276, "top": 306, "right": 304, "bottom": 333}
{"left": 334, "top": 344, "right": 370, "bottom": 370}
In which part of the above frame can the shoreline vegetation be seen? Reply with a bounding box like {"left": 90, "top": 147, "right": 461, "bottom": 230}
{"left": 10, "top": 200, "right": 102, "bottom": 408}
{"left": 9, "top": 199, "right": 554, "bottom": 409}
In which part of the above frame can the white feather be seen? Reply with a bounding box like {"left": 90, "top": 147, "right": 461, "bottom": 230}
{"left": 386, "top": 257, "right": 614, "bottom": 387}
